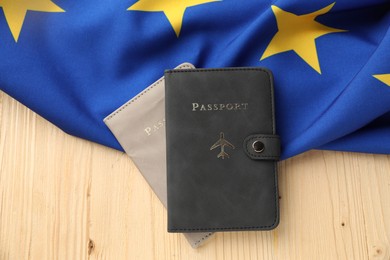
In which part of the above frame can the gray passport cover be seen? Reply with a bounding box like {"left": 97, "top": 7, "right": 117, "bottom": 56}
{"left": 165, "top": 68, "right": 280, "bottom": 232}
{"left": 104, "top": 63, "right": 212, "bottom": 247}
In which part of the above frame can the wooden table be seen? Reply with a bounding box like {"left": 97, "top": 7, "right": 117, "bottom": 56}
{"left": 1, "top": 92, "right": 389, "bottom": 260}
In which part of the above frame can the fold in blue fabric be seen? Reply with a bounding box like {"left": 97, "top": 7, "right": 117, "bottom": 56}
{"left": 0, "top": 0, "right": 389, "bottom": 159}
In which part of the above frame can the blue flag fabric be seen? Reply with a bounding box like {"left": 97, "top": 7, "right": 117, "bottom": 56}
{"left": 0, "top": 0, "right": 389, "bottom": 159}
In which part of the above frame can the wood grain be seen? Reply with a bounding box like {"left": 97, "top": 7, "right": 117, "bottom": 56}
{"left": 0, "top": 92, "right": 389, "bottom": 260}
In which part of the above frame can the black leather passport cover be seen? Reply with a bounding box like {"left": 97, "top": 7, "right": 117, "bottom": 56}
{"left": 165, "top": 68, "right": 280, "bottom": 232}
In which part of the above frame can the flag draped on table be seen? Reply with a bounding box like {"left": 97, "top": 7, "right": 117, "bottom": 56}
{"left": 0, "top": 0, "right": 389, "bottom": 159}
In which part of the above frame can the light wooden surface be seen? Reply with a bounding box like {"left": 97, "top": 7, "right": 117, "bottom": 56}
{"left": 0, "top": 91, "right": 389, "bottom": 260}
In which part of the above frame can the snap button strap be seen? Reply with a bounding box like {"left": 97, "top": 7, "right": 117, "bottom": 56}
{"left": 243, "top": 134, "right": 280, "bottom": 160}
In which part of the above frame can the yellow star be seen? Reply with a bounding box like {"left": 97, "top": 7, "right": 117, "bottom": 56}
{"left": 261, "top": 3, "right": 346, "bottom": 74}
{"left": 373, "top": 74, "right": 390, "bottom": 86}
{"left": 128, "top": 0, "right": 220, "bottom": 37}
{"left": 0, "top": 0, "right": 64, "bottom": 42}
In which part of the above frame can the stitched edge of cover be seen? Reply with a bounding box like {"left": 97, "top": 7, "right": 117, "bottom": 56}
{"left": 104, "top": 63, "right": 193, "bottom": 122}
{"left": 193, "top": 232, "right": 213, "bottom": 247}
{"left": 166, "top": 68, "right": 279, "bottom": 232}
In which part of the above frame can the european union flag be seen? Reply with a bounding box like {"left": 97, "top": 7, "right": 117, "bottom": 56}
{"left": 0, "top": 0, "right": 389, "bottom": 159}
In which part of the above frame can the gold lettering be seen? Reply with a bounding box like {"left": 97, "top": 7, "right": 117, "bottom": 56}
{"left": 144, "top": 118, "right": 165, "bottom": 136}
{"left": 192, "top": 103, "right": 199, "bottom": 111}
{"left": 191, "top": 103, "right": 249, "bottom": 112}
{"left": 144, "top": 127, "right": 152, "bottom": 136}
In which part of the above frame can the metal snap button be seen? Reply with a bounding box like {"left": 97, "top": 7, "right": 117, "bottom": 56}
{"left": 252, "top": 140, "right": 265, "bottom": 153}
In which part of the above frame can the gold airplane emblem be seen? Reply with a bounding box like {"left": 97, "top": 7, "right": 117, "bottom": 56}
{"left": 210, "top": 132, "right": 235, "bottom": 159}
